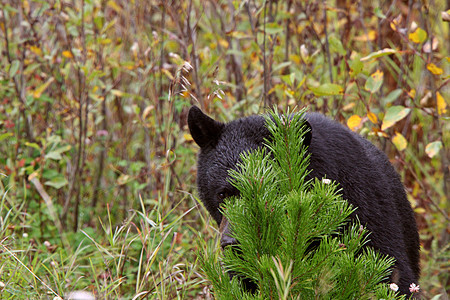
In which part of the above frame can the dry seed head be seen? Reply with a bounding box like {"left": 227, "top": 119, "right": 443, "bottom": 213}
{"left": 182, "top": 61, "right": 193, "bottom": 71}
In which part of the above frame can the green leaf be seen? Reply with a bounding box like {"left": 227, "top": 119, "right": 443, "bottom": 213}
{"left": 10, "top": 60, "right": 20, "bottom": 77}
{"left": 425, "top": 141, "right": 442, "bottom": 158}
{"left": 349, "top": 54, "right": 363, "bottom": 77}
{"left": 42, "top": 169, "right": 60, "bottom": 180}
{"left": 45, "top": 151, "right": 62, "bottom": 160}
{"left": 329, "top": 36, "right": 346, "bottom": 56}
{"left": 309, "top": 83, "right": 344, "bottom": 96}
{"left": 374, "top": 7, "right": 386, "bottom": 19}
{"left": 55, "top": 145, "right": 72, "bottom": 154}
{"left": 264, "top": 22, "right": 284, "bottom": 34}
{"left": 25, "top": 142, "right": 41, "bottom": 150}
{"left": 364, "top": 70, "right": 384, "bottom": 93}
{"left": 360, "top": 48, "right": 396, "bottom": 61}
{"left": 281, "top": 73, "right": 295, "bottom": 86}
{"left": 382, "top": 89, "right": 403, "bottom": 105}
{"left": 381, "top": 106, "right": 411, "bottom": 131}
{"left": 45, "top": 145, "right": 71, "bottom": 160}
{"left": 0, "top": 132, "right": 13, "bottom": 142}
{"left": 272, "top": 61, "right": 292, "bottom": 73}
{"left": 45, "top": 176, "right": 68, "bottom": 189}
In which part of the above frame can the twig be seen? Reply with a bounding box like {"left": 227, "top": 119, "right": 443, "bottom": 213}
{"left": 421, "top": 4, "right": 449, "bottom": 200}
{"left": 263, "top": 1, "right": 268, "bottom": 107}
{"left": 322, "top": 0, "right": 333, "bottom": 84}
{"left": 396, "top": 0, "right": 412, "bottom": 90}
{"left": 159, "top": 1, "right": 166, "bottom": 111}
{"left": 1, "top": 5, "right": 34, "bottom": 142}
{"left": 225, "top": 0, "right": 246, "bottom": 102}
{"left": 187, "top": 0, "right": 204, "bottom": 109}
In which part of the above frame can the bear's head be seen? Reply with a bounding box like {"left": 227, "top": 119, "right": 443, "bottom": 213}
{"left": 188, "top": 106, "right": 312, "bottom": 248}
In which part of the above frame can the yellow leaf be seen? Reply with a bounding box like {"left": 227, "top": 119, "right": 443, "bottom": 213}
{"left": 218, "top": 39, "right": 229, "bottom": 48}
{"left": 33, "top": 77, "right": 55, "bottom": 98}
{"left": 227, "top": 31, "right": 249, "bottom": 39}
{"left": 427, "top": 63, "right": 443, "bottom": 75}
{"left": 162, "top": 69, "right": 174, "bottom": 80}
{"left": 107, "top": 0, "right": 121, "bottom": 12}
{"left": 390, "top": 15, "right": 402, "bottom": 31}
{"left": 296, "top": 24, "right": 306, "bottom": 34}
{"left": 30, "top": 45, "right": 42, "bottom": 56}
{"left": 414, "top": 207, "right": 426, "bottom": 214}
{"left": 392, "top": 132, "right": 407, "bottom": 151}
{"left": 100, "top": 38, "right": 112, "bottom": 45}
{"left": 342, "top": 102, "right": 355, "bottom": 112}
{"left": 347, "top": 115, "right": 362, "bottom": 131}
{"left": 181, "top": 91, "right": 189, "bottom": 98}
{"left": 23, "top": 0, "right": 30, "bottom": 13}
{"left": 354, "top": 30, "right": 377, "bottom": 41}
{"left": 289, "top": 54, "right": 301, "bottom": 65}
{"left": 407, "top": 89, "right": 416, "bottom": 99}
{"left": 367, "top": 112, "right": 378, "bottom": 124}
{"left": 408, "top": 28, "right": 427, "bottom": 43}
{"left": 62, "top": 50, "right": 73, "bottom": 58}
{"left": 184, "top": 133, "right": 193, "bottom": 142}
{"left": 412, "top": 182, "right": 420, "bottom": 198}
{"left": 267, "top": 86, "right": 277, "bottom": 95}
{"left": 436, "top": 92, "right": 447, "bottom": 115}
{"left": 111, "top": 89, "right": 123, "bottom": 97}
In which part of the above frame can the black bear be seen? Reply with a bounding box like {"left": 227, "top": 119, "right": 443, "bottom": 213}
{"left": 188, "top": 106, "right": 420, "bottom": 295}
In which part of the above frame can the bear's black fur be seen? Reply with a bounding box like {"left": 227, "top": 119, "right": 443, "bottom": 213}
{"left": 188, "top": 106, "right": 420, "bottom": 295}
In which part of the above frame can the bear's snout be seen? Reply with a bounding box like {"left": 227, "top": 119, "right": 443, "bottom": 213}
{"left": 219, "top": 217, "right": 237, "bottom": 248}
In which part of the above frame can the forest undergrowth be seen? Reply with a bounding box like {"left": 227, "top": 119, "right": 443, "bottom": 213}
{"left": 0, "top": 1, "right": 448, "bottom": 299}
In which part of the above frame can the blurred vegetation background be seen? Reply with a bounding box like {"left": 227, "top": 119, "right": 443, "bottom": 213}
{"left": 0, "top": 0, "right": 448, "bottom": 299}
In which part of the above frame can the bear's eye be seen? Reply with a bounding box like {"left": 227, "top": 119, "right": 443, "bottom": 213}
{"left": 217, "top": 192, "right": 228, "bottom": 201}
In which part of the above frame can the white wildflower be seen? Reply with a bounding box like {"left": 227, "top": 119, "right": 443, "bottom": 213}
{"left": 389, "top": 283, "right": 399, "bottom": 292}
{"left": 322, "top": 178, "right": 331, "bottom": 184}
{"left": 409, "top": 283, "right": 420, "bottom": 293}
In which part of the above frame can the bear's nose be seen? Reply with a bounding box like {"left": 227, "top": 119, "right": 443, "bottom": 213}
{"left": 219, "top": 216, "right": 237, "bottom": 248}
{"left": 221, "top": 232, "right": 237, "bottom": 248}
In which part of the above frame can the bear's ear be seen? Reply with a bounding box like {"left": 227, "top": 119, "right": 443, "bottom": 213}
{"left": 188, "top": 106, "right": 225, "bottom": 148}
{"left": 303, "top": 120, "right": 312, "bottom": 147}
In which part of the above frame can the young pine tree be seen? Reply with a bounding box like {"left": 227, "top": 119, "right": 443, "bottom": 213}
{"left": 201, "top": 108, "right": 405, "bottom": 300}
